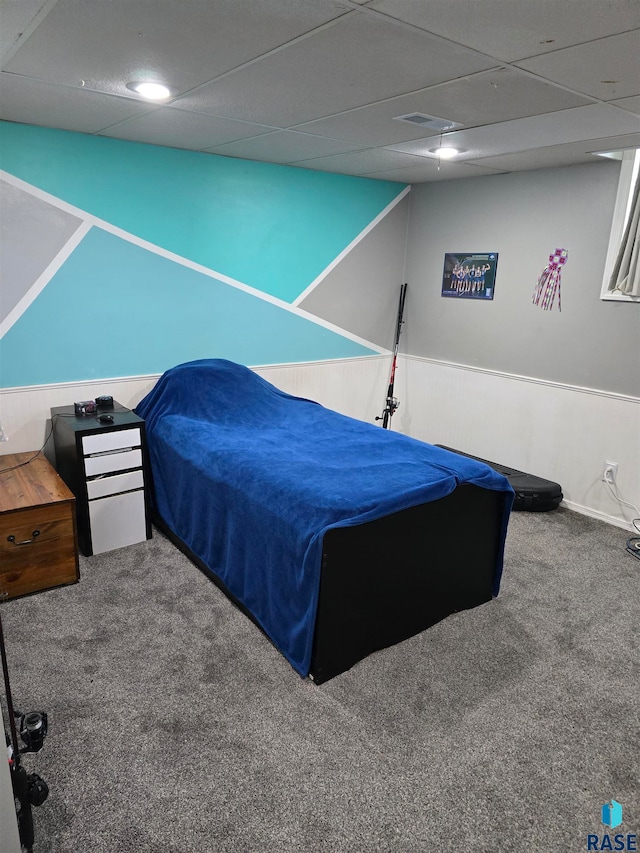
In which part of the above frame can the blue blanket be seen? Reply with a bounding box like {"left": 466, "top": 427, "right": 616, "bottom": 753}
{"left": 136, "top": 359, "right": 513, "bottom": 676}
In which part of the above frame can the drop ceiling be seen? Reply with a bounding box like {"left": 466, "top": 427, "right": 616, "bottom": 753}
{"left": 1, "top": 0, "right": 639, "bottom": 183}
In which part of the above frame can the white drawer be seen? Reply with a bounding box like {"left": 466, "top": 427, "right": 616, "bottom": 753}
{"left": 82, "top": 427, "right": 141, "bottom": 455}
{"left": 84, "top": 448, "right": 142, "bottom": 477}
{"left": 87, "top": 469, "right": 144, "bottom": 499}
{"left": 88, "top": 489, "right": 147, "bottom": 554}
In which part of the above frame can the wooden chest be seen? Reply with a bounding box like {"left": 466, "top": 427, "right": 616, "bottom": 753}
{"left": 0, "top": 452, "right": 79, "bottom": 600}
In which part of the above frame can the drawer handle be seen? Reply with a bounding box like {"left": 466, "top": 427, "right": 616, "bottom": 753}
{"left": 7, "top": 530, "right": 40, "bottom": 546}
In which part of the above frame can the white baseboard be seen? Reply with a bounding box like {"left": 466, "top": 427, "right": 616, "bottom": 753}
{"left": 560, "top": 500, "right": 637, "bottom": 532}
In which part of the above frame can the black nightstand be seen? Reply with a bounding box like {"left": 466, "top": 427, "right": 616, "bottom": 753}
{"left": 51, "top": 401, "right": 152, "bottom": 556}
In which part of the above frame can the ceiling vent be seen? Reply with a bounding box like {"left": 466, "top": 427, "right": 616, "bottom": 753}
{"left": 392, "top": 112, "right": 462, "bottom": 132}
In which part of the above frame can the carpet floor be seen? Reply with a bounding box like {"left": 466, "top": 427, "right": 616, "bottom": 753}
{"left": 1, "top": 506, "right": 638, "bottom": 852}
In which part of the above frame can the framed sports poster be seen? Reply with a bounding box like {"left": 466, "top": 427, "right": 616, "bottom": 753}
{"left": 441, "top": 252, "right": 498, "bottom": 300}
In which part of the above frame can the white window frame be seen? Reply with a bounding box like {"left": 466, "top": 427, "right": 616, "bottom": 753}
{"left": 600, "top": 148, "right": 640, "bottom": 302}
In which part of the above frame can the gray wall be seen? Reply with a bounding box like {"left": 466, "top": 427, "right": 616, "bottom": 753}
{"left": 404, "top": 162, "right": 640, "bottom": 397}
{"left": 0, "top": 179, "right": 83, "bottom": 324}
{"left": 300, "top": 194, "right": 409, "bottom": 351}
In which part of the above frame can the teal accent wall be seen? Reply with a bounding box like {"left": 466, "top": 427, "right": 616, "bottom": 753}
{"left": 0, "top": 122, "right": 402, "bottom": 302}
{"left": 0, "top": 227, "right": 376, "bottom": 386}
{"left": 0, "top": 122, "right": 407, "bottom": 388}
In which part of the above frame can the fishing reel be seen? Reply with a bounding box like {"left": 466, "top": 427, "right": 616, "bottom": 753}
{"left": 5, "top": 730, "right": 50, "bottom": 808}
{"left": 25, "top": 772, "right": 49, "bottom": 806}
{"left": 375, "top": 397, "right": 399, "bottom": 421}
{"left": 17, "top": 710, "right": 48, "bottom": 753}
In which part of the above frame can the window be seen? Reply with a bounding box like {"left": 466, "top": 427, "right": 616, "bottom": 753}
{"left": 600, "top": 148, "right": 640, "bottom": 302}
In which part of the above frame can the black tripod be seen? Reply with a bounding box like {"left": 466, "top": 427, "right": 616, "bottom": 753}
{"left": 1, "top": 610, "right": 49, "bottom": 853}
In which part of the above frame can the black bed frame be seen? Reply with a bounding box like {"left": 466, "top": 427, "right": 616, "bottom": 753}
{"left": 154, "top": 483, "right": 506, "bottom": 684}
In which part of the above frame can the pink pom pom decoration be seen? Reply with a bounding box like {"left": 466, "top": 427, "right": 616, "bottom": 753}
{"left": 532, "top": 248, "right": 568, "bottom": 311}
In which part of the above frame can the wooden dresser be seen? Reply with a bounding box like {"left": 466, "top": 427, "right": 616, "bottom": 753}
{"left": 0, "top": 452, "right": 79, "bottom": 601}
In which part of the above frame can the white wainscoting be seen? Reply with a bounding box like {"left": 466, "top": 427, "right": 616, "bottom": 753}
{"left": 394, "top": 355, "right": 640, "bottom": 531}
{"left": 0, "top": 356, "right": 391, "bottom": 458}
{"left": 255, "top": 355, "right": 391, "bottom": 422}
{"left": 2, "top": 354, "right": 637, "bottom": 530}
{"left": 0, "top": 374, "right": 161, "bottom": 455}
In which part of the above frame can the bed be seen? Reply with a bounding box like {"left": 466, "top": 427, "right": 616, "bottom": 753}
{"left": 135, "top": 359, "right": 514, "bottom": 683}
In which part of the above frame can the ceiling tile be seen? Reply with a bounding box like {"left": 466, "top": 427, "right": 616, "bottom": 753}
{"left": 100, "top": 106, "right": 277, "bottom": 150}
{"left": 0, "top": 0, "right": 47, "bottom": 60}
{"left": 610, "top": 95, "right": 640, "bottom": 117}
{"left": 297, "top": 68, "right": 593, "bottom": 146}
{"left": 516, "top": 30, "right": 640, "bottom": 101}
{"left": 387, "top": 104, "right": 640, "bottom": 161}
{"left": 295, "top": 103, "right": 444, "bottom": 147}
{"left": 294, "top": 147, "right": 434, "bottom": 175}
{"left": 174, "top": 11, "right": 496, "bottom": 127}
{"left": 4, "top": 0, "right": 348, "bottom": 96}
{"left": 368, "top": 0, "right": 640, "bottom": 62}
{"left": 0, "top": 72, "right": 155, "bottom": 133}
{"left": 204, "top": 130, "right": 362, "bottom": 163}
{"left": 464, "top": 133, "right": 640, "bottom": 172}
{"left": 359, "top": 161, "right": 506, "bottom": 183}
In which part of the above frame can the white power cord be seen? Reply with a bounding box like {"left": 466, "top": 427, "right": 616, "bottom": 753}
{"left": 604, "top": 478, "right": 640, "bottom": 519}
{"left": 604, "top": 479, "right": 640, "bottom": 561}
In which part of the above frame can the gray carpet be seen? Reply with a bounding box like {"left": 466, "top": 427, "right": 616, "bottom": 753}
{"left": 2, "top": 508, "right": 638, "bottom": 852}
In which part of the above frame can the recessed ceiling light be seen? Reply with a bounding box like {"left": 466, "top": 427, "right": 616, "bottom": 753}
{"left": 126, "top": 81, "right": 173, "bottom": 101}
{"left": 429, "top": 146, "right": 464, "bottom": 159}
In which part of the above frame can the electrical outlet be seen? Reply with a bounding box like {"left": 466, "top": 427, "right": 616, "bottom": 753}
{"left": 602, "top": 461, "right": 618, "bottom": 484}
{"left": 0, "top": 422, "right": 7, "bottom": 442}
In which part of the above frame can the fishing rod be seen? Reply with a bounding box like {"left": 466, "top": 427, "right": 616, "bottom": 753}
{"left": 1, "top": 609, "right": 49, "bottom": 853}
{"left": 376, "top": 282, "right": 407, "bottom": 429}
